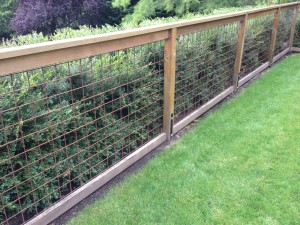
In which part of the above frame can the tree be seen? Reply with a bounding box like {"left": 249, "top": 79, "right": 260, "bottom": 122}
{"left": 112, "top": 0, "right": 259, "bottom": 24}
{"left": 12, "top": 0, "right": 124, "bottom": 35}
{"left": 0, "top": 0, "right": 18, "bottom": 38}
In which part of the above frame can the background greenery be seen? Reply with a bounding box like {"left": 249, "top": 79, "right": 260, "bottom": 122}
{"left": 0, "top": 0, "right": 297, "bottom": 39}
{"left": 0, "top": 1, "right": 299, "bottom": 224}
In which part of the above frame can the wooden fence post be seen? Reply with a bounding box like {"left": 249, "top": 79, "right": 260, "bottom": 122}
{"left": 289, "top": 5, "right": 299, "bottom": 51}
{"left": 163, "top": 28, "right": 177, "bottom": 141}
{"left": 233, "top": 14, "right": 248, "bottom": 91}
{"left": 268, "top": 8, "right": 280, "bottom": 65}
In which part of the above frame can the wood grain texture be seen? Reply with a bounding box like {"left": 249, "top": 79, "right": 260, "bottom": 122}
{"left": 233, "top": 14, "right": 248, "bottom": 90}
{"left": 268, "top": 8, "right": 280, "bottom": 65}
{"left": 25, "top": 133, "right": 167, "bottom": 225}
{"left": 163, "top": 28, "right": 177, "bottom": 141}
{"left": 177, "top": 16, "right": 243, "bottom": 36}
{"left": 0, "top": 31, "right": 168, "bottom": 76}
{"left": 1, "top": 3, "right": 299, "bottom": 76}
{"left": 173, "top": 86, "right": 235, "bottom": 134}
{"left": 292, "top": 47, "right": 300, "bottom": 52}
{"left": 273, "top": 48, "right": 290, "bottom": 63}
{"left": 238, "top": 62, "right": 270, "bottom": 87}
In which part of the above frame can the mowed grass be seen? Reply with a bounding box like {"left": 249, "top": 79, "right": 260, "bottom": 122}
{"left": 69, "top": 55, "right": 300, "bottom": 225}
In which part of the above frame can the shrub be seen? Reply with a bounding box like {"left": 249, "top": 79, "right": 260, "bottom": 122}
{"left": 0, "top": 6, "right": 298, "bottom": 223}
{"left": 11, "top": 0, "right": 124, "bottom": 36}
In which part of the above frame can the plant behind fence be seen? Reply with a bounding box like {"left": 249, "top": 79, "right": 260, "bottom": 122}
{"left": 0, "top": 3, "right": 299, "bottom": 225}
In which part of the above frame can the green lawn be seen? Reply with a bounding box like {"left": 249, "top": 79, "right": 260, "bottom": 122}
{"left": 69, "top": 55, "right": 300, "bottom": 225}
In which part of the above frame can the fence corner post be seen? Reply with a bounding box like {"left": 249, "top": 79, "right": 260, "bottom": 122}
{"left": 268, "top": 8, "right": 280, "bottom": 65}
{"left": 289, "top": 5, "right": 299, "bottom": 52}
{"left": 163, "top": 28, "right": 177, "bottom": 141}
{"left": 233, "top": 14, "right": 248, "bottom": 91}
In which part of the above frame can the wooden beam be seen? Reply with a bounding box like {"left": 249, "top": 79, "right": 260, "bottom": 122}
{"left": 0, "top": 3, "right": 299, "bottom": 76}
{"left": 273, "top": 48, "right": 290, "bottom": 63}
{"left": 0, "top": 31, "right": 168, "bottom": 76}
{"left": 25, "top": 133, "right": 167, "bottom": 225}
{"left": 163, "top": 28, "right": 177, "bottom": 141}
{"left": 238, "top": 62, "right": 270, "bottom": 87}
{"left": 248, "top": 8, "right": 277, "bottom": 19}
{"left": 233, "top": 14, "right": 248, "bottom": 91}
{"left": 289, "top": 5, "right": 299, "bottom": 50}
{"left": 173, "top": 86, "right": 234, "bottom": 134}
{"left": 268, "top": 8, "right": 280, "bottom": 65}
{"left": 1, "top": 5, "right": 299, "bottom": 61}
{"left": 292, "top": 47, "right": 300, "bottom": 52}
{"left": 177, "top": 16, "right": 243, "bottom": 36}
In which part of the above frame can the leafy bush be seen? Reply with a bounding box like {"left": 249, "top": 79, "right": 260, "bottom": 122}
{"left": 294, "top": 11, "right": 300, "bottom": 48}
{"left": 0, "top": 6, "right": 298, "bottom": 224}
{"left": 0, "top": 0, "right": 17, "bottom": 39}
{"left": 0, "top": 43, "right": 164, "bottom": 222}
{"left": 1, "top": 6, "right": 258, "bottom": 48}
{"left": 11, "top": 0, "right": 125, "bottom": 36}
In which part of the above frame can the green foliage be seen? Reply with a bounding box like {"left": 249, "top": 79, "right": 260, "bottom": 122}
{"left": 1, "top": 7, "right": 258, "bottom": 48}
{"left": 174, "top": 26, "right": 238, "bottom": 121}
{"left": 0, "top": 4, "right": 299, "bottom": 223}
{"left": 294, "top": 11, "right": 300, "bottom": 47}
{"left": 68, "top": 54, "right": 300, "bottom": 225}
{"left": 0, "top": 43, "right": 164, "bottom": 221}
{"left": 112, "top": 0, "right": 261, "bottom": 24}
{"left": 0, "top": 0, "right": 17, "bottom": 38}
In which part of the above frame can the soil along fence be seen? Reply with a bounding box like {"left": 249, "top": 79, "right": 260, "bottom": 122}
{"left": 0, "top": 2, "right": 299, "bottom": 225}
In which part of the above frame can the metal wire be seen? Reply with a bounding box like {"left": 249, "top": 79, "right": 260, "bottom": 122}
{"left": 240, "top": 14, "right": 273, "bottom": 78}
{"left": 0, "top": 41, "right": 164, "bottom": 225}
{"left": 174, "top": 23, "right": 239, "bottom": 123}
{"left": 274, "top": 7, "right": 294, "bottom": 56}
{"left": 0, "top": 8, "right": 297, "bottom": 225}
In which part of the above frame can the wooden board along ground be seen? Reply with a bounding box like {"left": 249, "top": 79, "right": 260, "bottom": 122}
{"left": 66, "top": 54, "right": 300, "bottom": 225}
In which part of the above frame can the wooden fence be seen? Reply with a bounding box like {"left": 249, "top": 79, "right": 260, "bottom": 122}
{"left": 0, "top": 2, "right": 299, "bottom": 225}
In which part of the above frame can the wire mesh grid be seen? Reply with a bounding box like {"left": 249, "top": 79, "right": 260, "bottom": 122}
{"left": 274, "top": 7, "right": 294, "bottom": 56}
{"left": 240, "top": 14, "right": 274, "bottom": 78}
{"left": 0, "top": 41, "right": 164, "bottom": 224}
{"left": 294, "top": 10, "right": 300, "bottom": 48}
{"left": 174, "top": 23, "right": 239, "bottom": 123}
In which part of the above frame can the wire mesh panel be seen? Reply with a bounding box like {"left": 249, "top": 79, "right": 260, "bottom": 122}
{"left": 174, "top": 23, "right": 239, "bottom": 123}
{"left": 294, "top": 10, "right": 300, "bottom": 48}
{"left": 274, "top": 7, "right": 294, "bottom": 55}
{"left": 0, "top": 42, "right": 164, "bottom": 224}
{"left": 240, "top": 14, "right": 274, "bottom": 78}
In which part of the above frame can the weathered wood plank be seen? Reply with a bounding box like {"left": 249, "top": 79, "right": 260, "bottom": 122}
{"left": 248, "top": 8, "right": 277, "bottom": 19}
{"left": 273, "top": 48, "right": 290, "bottom": 63}
{"left": 173, "top": 86, "right": 235, "bottom": 134}
{"left": 0, "top": 31, "right": 168, "bottom": 76}
{"left": 268, "top": 8, "right": 280, "bottom": 65}
{"left": 163, "top": 28, "right": 177, "bottom": 141}
{"left": 25, "top": 133, "right": 167, "bottom": 225}
{"left": 233, "top": 14, "right": 248, "bottom": 90}
{"left": 1, "top": 3, "right": 299, "bottom": 76}
{"left": 292, "top": 47, "right": 300, "bottom": 52}
{"left": 177, "top": 16, "right": 243, "bottom": 36}
{"left": 238, "top": 62, "right": 270, "bottom": 87}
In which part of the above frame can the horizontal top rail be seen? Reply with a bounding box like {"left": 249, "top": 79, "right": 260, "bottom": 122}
{"left": 0, "top": 2, "right": 299, "bottom": 76}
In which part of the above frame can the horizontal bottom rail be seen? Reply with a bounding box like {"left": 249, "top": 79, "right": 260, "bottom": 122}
{"left": 26, "top": 133, "right": 167, "bottom": 225}
{"left": 292, "top": 47, "right": 300, "bottom": 52}
{"left": 238, "top": 62, "right": 270, "bottom": 87}
{"left": 24, "top": 46, "right": 294, "bottom": 225}
{"left": 273, "top": 48, "right": 290, "bottom": 63}
{"left": 173, "top": 86, "right": 235, "bottom": 134}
